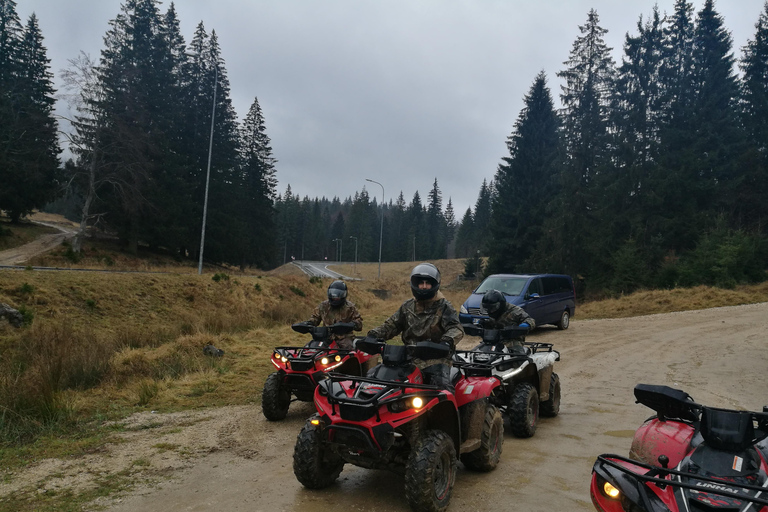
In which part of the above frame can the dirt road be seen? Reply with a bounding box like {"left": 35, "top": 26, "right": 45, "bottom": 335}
{"left": 5, "top": 303, "right": 767, "bottom": 511}
{"left": 0, "top": 217, "right": 77, "bottom": 266}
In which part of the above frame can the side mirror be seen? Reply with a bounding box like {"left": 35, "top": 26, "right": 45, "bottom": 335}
{"left": 527, "top": 293, "right": 540, "bottom": 300}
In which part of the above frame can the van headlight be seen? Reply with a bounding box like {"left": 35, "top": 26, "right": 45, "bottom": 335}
{"left": 460, "top": 305, "right": 468, "bottom": 314}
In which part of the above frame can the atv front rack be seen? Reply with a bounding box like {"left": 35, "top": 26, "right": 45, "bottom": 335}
{"left": 320, "top": 372, "right": 446, "bottom": 422}
{"left": 272, "top": 346, "right": 353, "bottom": 372}
{"left": 594, "top": 454, "right": 768, "bottom": 508}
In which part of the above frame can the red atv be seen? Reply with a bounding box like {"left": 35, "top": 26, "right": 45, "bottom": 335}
{"left": 261, "top": 322, "right": 375, "bottom": 421}
{"left": 590, "top": 384, "right": 768, "bottom": 512}
{"left": 293, "top": 338, "right": 504, "bottom": 512}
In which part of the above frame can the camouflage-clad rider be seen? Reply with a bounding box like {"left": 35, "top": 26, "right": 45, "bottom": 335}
{"left": 306, "top": 280, "right": 363, "bottom": 350}
{"left": 481, "top": 289, "right": 535, "bottom": 351}
{"left": 367, "top": 263, "right": 463, "bottom": 391}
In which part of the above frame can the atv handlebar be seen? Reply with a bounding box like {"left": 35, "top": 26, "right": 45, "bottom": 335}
{"left": 462, "top": 323, "right": 529, "bottom": 342}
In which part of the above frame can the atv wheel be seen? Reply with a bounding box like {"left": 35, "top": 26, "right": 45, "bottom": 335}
{"left": 540, "top": 373, "right": 561, "bottom": 417}
{"left": 509, "top": 383, "right": 539, "bottom": 438}
{"left": 293, "top": 415, "right": 344, "bottom": 488}
{"left": 557, "top": 310, "right": 570, "bottom": 330}
{"left": 405, "top": 430, "right": 457, "bottom": 512}
{"left": 461, "top": 404, "right": 503, "bottom": 471}
{"left": 261, "top": 372, "right": 291, "bottom": 421}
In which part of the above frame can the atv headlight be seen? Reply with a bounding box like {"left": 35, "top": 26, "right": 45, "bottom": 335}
{"left": 387, "top": 396, "right": 424, "bottom": 413}
{"left": 603, "top": 481, "right": 620, "bottom": 499}
{"left": 321, "top": 357, "right": 329, "bottom": 365}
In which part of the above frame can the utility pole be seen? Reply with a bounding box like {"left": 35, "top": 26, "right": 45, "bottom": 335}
{"left": 365, "top": 178, "right": 384, "bottom": 279}
{"left": 198, "top": 65, "right": 218, "bottom": 275}
{"left": 332, "top": 238, "right": 340, "bottom": 262}
{"left": 350, "top": 236, "right": 358, "bottom": 275}
{"left": 413, "top": 234, "right": 416, "bottom": 261}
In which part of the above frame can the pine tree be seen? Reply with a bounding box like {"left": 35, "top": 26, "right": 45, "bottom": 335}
{"left": 739, "top": 2, "right": 768, "bottom": 232}
{"left": 454, "top": 207, "right": 474, "bottom": 259}
{"left": 426, "top": 178, "right": 447, "bottom": 259}
{"left": 602, "top": 8, "right": 666, "bottom": 288}
{"left": 473, "top": 179, "right": 494, "bottom": 255}
{"left": 488, "top": 72, "right": 561, "bottom": 274}
{"left": 240, "top": 96, "right": 278, "bottom": 267}
{"left": 0, "top": 12, "right": 60, "bottom": 221}
{"left": 444, "top": 197, "right": 457, "bottom": 257}
{"left": 547, "top": 9, "right": 615, "bottom": 277}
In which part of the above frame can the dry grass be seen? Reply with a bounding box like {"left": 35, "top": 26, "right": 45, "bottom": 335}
{"left": 577, "top": 282, "right": 768, "bottom": 319}
{"left": 328, "top": 258, "right": 467, "bottom": 283}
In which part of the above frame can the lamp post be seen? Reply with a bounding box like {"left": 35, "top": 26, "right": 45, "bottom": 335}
{"left": 332, "top": 238, "right": 340, "bottom": 262}
{"left": 198, "top": 64, "right": 218, "bottom": 275}
{"left": 365, "top": 178, "right": 384, "bottom": 280}
{"left": 349, "top": 236, "right": 358, "bottom": 275}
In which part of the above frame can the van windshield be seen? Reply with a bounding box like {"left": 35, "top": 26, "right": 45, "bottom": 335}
{"left": 475, "top": 276, "right": 528, "bottom": 296}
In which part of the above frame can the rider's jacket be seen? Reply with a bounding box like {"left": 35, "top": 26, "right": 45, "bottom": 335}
{"left": 306, "top": 300, "right": 363, "bottom": 349}
{"left": 367, "top": 291, "right": 464, "bottom": 367}
{"left": 482, "top": 302, "right": 535, "bottom": 347}
{"left": 483, "top": 302, "right": 535, "bottom": 330}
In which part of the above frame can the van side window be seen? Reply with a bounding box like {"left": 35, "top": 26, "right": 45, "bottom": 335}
{"left": 527, "top": 278, "right": 543, "bottom": 296}
{"left": 542, "top": 277, "right": 556, "bottom": 295}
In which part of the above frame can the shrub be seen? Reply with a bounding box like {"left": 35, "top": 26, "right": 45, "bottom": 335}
{"left": 64, "top": 246, "right": 82, "bottom": 263}
{"left": 17, "top": 305, "right": 34, "bottom": 326}
{"left": 254, "top": 283, "right": 262, "bottom": 292}
{"left": 16, "top": 282, "right": 34, "bottom": 295}
{"left": 212, "top": 272, "right": 230, "bottom": 282}
{"left": 309, "top": 276, "right": 322, "bottom": 285}
{"left": 289, "top": 285, "right": 305, "bottom": 297}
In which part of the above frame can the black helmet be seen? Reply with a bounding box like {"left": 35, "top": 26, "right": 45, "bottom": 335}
{"left": 410, "top": 263, "right": 440, "bottom": 301}
{"left": 482, "top": 289, "right": 506, "bottom": 318}
{"left": 327, "top": 280, "right": 348, "bottom": 307}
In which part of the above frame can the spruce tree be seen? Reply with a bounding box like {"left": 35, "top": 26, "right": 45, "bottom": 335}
{"left": 426, "top": 178, "right": 447, "bottom": 259}
{"left": 240, "top": 96, "right": 278, "bottom": 267}
{"left": 488, "top": 72, "right": 561, "bottom": 274}
{"left": 547, "top": 9, "right": 615, "bottom": 278}
{"left": 0, "top": 13, "right": 60, "bottom": 221}
{"left": 739, "top": 2, "right": 768, "bottom": 232}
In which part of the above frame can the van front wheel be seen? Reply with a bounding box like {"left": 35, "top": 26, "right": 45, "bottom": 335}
{"left": 557, "top": 310, "right": 570, "bottom": 330}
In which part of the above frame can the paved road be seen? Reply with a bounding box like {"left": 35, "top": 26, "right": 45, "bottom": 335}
{"left": 291, "top": 260, "right": 359, "bottom": 280}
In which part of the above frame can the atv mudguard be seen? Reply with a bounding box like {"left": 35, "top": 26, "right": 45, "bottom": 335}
{"left": 454, "top": 376, "right": 501, "bottom": 407}
{"left": 629, "top": 417, "right": 695, "bottom": 468}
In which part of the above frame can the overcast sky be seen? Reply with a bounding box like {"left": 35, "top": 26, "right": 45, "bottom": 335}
{"left": 18, "top": 0, "right": 768, "bottom": 215}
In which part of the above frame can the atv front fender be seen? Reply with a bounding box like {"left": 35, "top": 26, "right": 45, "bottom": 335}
{"left": 455, "top": 377, "right": 500, "bottom": 407}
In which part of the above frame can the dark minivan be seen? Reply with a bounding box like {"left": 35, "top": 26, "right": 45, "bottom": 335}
{"left": 459, "top": 274, "right": 575, "bottom": 330}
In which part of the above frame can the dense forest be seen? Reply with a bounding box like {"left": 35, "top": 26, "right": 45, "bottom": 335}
{"left": 1, "top": 0, "right": 767, "bottom": 294}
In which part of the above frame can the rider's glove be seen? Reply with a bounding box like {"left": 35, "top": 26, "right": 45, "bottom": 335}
{"left": 439, "top": 336, "right": 454, "bottom": 349}
{"left": 519, "top": 322, "right": 530, "bottom": 330}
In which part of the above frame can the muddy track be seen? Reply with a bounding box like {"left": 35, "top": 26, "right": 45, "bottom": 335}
{"left": 4, "top": 303, "right": 767, "bottom": 511}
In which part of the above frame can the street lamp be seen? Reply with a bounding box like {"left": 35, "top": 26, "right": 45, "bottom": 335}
{"left": 198, "top": 64, "right": 218, "bottom": 275}
{"left": 365, "top": 178, "right": 384, "bottom": 280}
{"left": 349, "top": 236, "right": 358, "bottom": 275}
{"left": 332, "top": 238, "right": 340, "bottom": 262}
